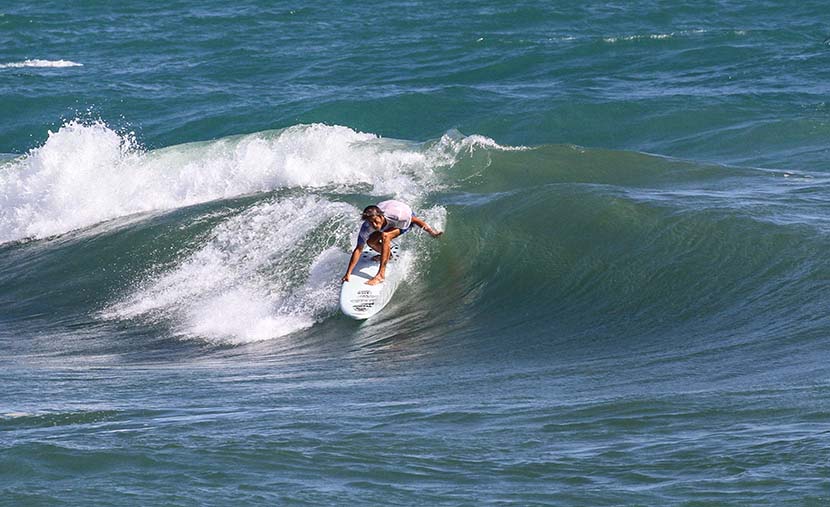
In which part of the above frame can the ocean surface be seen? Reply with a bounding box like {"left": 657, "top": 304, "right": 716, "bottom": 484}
{"left": 2, "top": 1, "right": 830, "bottom": 505}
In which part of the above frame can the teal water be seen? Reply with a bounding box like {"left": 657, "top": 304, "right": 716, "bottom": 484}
{"left": 2, "top": 1, "right": 830, "bottom": 505}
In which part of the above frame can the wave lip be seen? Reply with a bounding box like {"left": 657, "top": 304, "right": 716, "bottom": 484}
{"left": 0, "top": 59, "right": 83, "bottom": 69}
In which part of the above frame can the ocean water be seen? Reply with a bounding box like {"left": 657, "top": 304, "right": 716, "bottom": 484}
{"left": 2, "top": 1, "right": 830, "bottom": 505}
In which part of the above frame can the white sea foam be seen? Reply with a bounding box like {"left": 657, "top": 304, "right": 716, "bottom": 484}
{"left": 2, "top": 412, "right": 33, "bottom": 418}
{"left": 604, "top": 33, "right": 673, "bottom": 43}
{"left": 0, "top": 121, "right": 494, "bottom": 243}
{"left": 0, "top": 59, "right": 83, "bottom": 69}
{"left": 426, "top": 130, "right": 528, "bottom": 167}
{"left": 603, "top": 30, "right": 707, "bottom": 44}
{"left": 104, "top": 196, "right": 355, "bottom": 344}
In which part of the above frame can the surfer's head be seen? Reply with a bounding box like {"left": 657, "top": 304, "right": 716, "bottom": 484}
{"left": 361, "top": 205, "right": 385, "bottom": 229}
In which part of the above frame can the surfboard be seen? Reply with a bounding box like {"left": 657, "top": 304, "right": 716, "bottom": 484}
{"left": 339, "top": 244, "right": 402, "bottom": 320}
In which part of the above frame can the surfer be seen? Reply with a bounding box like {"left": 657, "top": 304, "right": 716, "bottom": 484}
{"left": 342, "top": 200, "right": 442, "bottom": 285}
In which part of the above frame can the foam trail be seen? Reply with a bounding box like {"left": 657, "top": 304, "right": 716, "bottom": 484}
{"left": 0, "top": 121, "right": 497, "bottom": 243}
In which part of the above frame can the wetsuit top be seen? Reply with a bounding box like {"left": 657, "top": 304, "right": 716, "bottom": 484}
{"left": 357, "top": 200, "right": 413, "bottom": 246}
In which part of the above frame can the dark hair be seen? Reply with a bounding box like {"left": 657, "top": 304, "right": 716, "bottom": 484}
{"left": 361, "top": 205, "right": 383, "bottom": 220}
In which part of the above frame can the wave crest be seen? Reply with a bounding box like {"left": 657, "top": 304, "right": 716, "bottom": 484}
{"left": 0, "top": 121, "right": 501, "bottom": 243}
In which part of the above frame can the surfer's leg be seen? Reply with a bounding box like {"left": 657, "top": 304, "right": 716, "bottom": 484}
{"left": 367, "top": 229, "right": 402, "bottom": 285}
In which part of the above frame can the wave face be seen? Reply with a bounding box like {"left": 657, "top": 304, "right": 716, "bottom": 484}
{"left": 433, "top": 149, "right": 830, "bottom": 356}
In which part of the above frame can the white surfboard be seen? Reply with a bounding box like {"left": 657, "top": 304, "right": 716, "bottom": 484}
{"left": 339, "top": 244, "right": 403, "bottom": 320}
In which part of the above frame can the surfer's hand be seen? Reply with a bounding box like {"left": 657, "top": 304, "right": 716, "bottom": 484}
{"left": 422, "top": 224, "right": 442, "bottom": 238}
{"left": 341, "top": 273, "right": 350, "bottom": 282}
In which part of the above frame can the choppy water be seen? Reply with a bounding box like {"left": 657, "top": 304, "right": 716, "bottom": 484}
{"left": 2, "top": 1, "right": 830, "bottom": 505}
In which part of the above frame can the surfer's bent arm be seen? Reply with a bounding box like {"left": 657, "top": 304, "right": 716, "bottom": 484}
{"left": 411, "top": 216, "right": 443, "bottom": 237}
{"left": 342, "top": 244, "right": 363, "bottom": 282}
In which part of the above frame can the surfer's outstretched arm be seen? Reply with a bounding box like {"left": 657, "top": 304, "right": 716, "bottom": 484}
{"left": 411, "top": 216, "right": 443, "bottom": 237}
{"left": 342, "top": 244, "right": 363, "bottom": 282}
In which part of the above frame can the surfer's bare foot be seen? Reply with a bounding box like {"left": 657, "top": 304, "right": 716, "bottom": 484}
{"left": 366, "top": 275, "right": 384, "bottom": 285}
